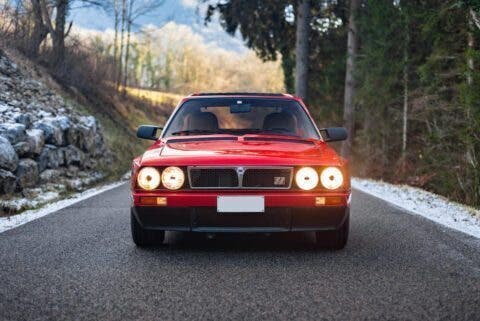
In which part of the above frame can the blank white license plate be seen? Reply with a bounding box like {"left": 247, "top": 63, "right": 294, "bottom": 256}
{"left": 217, "top": 196, "right": 265, "bottom": 213}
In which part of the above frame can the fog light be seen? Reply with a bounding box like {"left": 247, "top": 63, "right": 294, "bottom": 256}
{"left": 315, "top": 196, "right": 344, "bottom": 206}
{"left": 140, "top": 197, "right": 167, "bottom": 206}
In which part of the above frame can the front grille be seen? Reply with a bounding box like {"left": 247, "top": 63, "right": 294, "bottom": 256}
{"left": 243, "top": 168, "right": 292, "bottom": 189}
{"left": 188, "top": 166, "right": 292, "bottom": 189}
{"left": 189, "top": 168, "right": 239, "bottom": 188}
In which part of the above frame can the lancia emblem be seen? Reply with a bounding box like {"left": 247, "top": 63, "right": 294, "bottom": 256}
{"left": 274, "top": 176, "right": 286, "bottom": 185}
{"left": 236, "top": 167, "right": 245, "bottom": 175}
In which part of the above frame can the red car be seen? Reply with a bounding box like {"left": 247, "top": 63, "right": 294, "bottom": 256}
{"left": 131, "top": 93, "right": 350, "bottom": 249}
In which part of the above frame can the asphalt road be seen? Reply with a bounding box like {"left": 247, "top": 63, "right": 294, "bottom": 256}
{"left": 0, "top": 183, "right": 479, "bottom": 321}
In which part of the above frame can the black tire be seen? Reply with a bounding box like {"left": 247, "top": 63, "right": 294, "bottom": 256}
{"left": 315, "top": 215, "right": 349, "bottom": 250}
{"left": 131, "top": 211, "right": 165, "bottom": 247}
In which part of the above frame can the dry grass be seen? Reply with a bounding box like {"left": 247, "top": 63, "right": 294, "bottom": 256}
{"left": 122, "top": 87, "right": 184, "bottom": 107}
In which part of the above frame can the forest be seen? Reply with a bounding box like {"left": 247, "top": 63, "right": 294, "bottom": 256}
{"left": 0, "top": 0, "right": 479, "bottom": 208}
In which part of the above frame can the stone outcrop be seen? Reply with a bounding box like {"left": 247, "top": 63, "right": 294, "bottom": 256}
{"left": 0, "top": 49, "right": 112, "bottom": 197}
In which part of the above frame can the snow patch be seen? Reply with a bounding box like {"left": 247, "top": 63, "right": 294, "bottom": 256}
{"left": 0, "top": 103, "right": 8, "bottom": 113}
{"left": 0, "top": 181, "right": 125, "bottom": 233}
{"left": 352, "top": 178, "right": 480, "bottom": 239}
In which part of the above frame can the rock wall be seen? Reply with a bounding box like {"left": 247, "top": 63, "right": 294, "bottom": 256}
{"left": 0, "top": 49, "right": 111, "bottom": 197}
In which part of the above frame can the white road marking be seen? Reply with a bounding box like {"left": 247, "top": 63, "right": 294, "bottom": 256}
{"left": 0, "top": 181, "right": 126, "bottom": 233}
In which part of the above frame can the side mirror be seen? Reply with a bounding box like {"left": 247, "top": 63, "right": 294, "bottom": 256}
{"left": 137, "top": 125, "right": 162, "bottom": 140}
{"left": 320, "top": 127, "right": 348, "bottom": 142}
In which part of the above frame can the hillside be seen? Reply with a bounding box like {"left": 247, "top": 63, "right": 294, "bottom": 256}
{"left": 0, "top": 47, "right": 173, "bottom": 214}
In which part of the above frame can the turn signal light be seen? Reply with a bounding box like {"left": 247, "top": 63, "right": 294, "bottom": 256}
{"left": 315, "top": 196, "right": 344, "bottom": 206}
{"left": 140, "top": 197, "right": 167, "bottom": 206}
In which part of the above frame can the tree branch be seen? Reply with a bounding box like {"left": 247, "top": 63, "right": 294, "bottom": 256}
{"left": 64, "top": 20, "right": 73, "bottom": 37}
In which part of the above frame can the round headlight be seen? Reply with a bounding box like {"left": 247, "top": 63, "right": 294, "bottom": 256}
{"left": 295, "top": 167, "right": 319, "bottom": 190}
{"left": 137, "top": 167, "right": 161, "bottom": 190}
{"left": 320, "top": 167, "right": 344, "bottom": 190}
{"left": 161, "top": 166, "right": 185, "bottom": 190}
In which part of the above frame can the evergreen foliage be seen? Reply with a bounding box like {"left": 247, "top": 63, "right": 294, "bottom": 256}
{"left": 208, "top": 0, "right": 480, "bottom": 207}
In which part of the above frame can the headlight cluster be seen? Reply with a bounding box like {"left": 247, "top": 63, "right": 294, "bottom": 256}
{"left": 295, "top": 166, "right": 344, "bottom": 190}
{"left": 137, "top": 166, "right": 185, "bottom": 190}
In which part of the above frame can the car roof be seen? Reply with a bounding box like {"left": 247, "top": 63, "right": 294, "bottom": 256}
{"left": 187, "top": 92, "right": 297, "bottom": 100}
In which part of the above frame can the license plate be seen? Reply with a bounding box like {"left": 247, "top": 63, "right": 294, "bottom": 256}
{"left": 217, "top": 196, "right": 265, "bottom": 213}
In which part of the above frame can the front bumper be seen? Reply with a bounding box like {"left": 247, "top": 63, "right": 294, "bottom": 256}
{"left": 132, "top": 191, "right": 350, "bottom": 232}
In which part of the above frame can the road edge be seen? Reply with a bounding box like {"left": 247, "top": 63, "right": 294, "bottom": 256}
{"left": 352, "top": 178, "right": 480, "bottom": 239}
{"left": 0, "top": 181, "right": 127, "bottom": 233}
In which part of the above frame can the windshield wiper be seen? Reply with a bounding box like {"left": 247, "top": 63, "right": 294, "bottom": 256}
{"left": 171, "top": 129, "right": 222, "bottom": 136}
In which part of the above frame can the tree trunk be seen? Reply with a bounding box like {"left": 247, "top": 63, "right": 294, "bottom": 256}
{"left": 470, "top": 8, "right": 480, "bottom": 31}
{"left": 28, "top": 0, "right": 48, "bottom": 58}
{"left": 122, "top": 0, "right": 133, "bottom": 93}
{"left": 52, "top": 0, "right": 68, "bottom": 69}
{"left": 113, "top": 0, "right": 119, "bottom": 84}
{"left": 39, "top": 0, "right": 69, "bottom": 70}
{"left": 467, "top": 11, "right": 474, "bottom": 86}
{"left": 280, "top": 47, "right": 294, "bottom": 93}
{"left": 294, "top": 0, "right": 310, "bottom": 101}
{"left": 402, "top": 10, "right": 410, "bottom": 158}
{"left": 341, "top": 0, "right": 360, "bottom": 159}
{"left": 117, "top": 0, "right": 127, "bottom": 89}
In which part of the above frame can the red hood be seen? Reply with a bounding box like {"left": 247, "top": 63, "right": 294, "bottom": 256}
{"left": 138, "top": 135, "right": 345, "bottom": 167}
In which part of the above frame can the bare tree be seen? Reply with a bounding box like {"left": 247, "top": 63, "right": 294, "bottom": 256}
{"left": 113, "top": 0, "right": 120, "bottom": 84}
{"left": 341, "top": 0, "right": 360, "bottom": 159}
{"left": 122, "top": 0, "right": 165, "bottom": 91}
{"left": 294, "top": 0, "right": 311, "bottom": 101}
{"left": 28, "top": 0, "right": 48, "bottom": 57}
{"left": 39, "top": 0, "right": 72, "bottom": 68}
{"left": 116, "top": 0, "right": 127, "bottom": 88}
{"left": 122, "top": 0, "right": 134, "bottom": 91}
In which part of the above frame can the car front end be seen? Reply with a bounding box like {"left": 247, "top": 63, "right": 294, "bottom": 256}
{"left": 130, "top": 94, "right": 351, "bottom": 249}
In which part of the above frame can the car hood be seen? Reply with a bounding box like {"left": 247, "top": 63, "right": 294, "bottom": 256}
{"left": 139, "top": 135, "right": 345, "bottom": 167}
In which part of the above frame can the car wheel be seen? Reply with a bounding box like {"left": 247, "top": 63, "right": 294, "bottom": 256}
{"left": 131, "top": 211, "right": 165, "bottom": 247}
{"left": 315, "top": 215, "right": 349, "bottom": 250}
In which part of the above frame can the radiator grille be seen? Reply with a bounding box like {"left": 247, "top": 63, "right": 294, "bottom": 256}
{"left": 188, "top": 167, "right": 292, "bottom": 189}
{"left": 243, "top": 168, "right": 291, "bottom": 189}
{"left": 189, "top": 168, "right": 239, "bottom": 188}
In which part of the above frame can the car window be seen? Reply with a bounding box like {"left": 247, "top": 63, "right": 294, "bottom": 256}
{"left": 163, "top": 98, "right": 320, "bottom": 139}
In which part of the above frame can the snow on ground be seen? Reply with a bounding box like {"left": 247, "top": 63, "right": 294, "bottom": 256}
{"left": 0, "top": 181, "right": 125, "bottom": 233}
{"left": 352, "top": 178, "right": 480, "bottom": 239}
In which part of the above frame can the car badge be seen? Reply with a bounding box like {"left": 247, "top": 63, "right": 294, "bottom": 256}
{"left": 236, "top": 167, "right": 245, "bottom": 175}
{"left": 274, "top": 176, "right": 286, "bottom": 185}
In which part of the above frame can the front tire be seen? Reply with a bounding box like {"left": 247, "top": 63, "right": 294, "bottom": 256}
{"left": 131, "top": 211, "right": 165, "bottom": 247}
{"left": 316, "top": 215, "right": 349, "bottom": 250}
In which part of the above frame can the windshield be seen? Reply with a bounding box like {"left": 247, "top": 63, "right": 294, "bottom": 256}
{"left": 162, "top": 98, "right": 320, "bottom": 139}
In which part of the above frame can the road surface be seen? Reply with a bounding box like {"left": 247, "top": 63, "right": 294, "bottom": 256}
{"left": 0, "top": 183, "right": 479, "bottom": 320}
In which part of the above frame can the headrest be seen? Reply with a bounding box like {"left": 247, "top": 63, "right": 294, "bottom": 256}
{"left": 263, "top": 112, "right": 295, "bottom": 132}
{"left": 187, "top": 112, "right": 219, "bottom": 131}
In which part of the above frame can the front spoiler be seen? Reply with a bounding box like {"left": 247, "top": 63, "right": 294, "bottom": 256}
{"left": 132, "top": 206, "right": 349, "bottom": 232}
